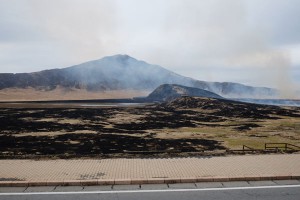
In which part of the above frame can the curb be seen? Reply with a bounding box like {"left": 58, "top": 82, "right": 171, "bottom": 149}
{"left": 1, "top": 175, "right": 299, "bottom": 187}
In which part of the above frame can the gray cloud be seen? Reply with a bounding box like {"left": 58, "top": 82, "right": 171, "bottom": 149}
{"left": 246, "top": 0, "right": 300, "bottom": 46}
{"left": 0, "top": 0, "right": 118, "bottom": 72}
{"left": 0, "top": 0, "right": 299, "bottom": 95}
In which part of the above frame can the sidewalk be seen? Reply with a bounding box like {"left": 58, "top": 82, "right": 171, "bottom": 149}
{"left": 1, "top": 154, "right": 300, "bottom": 186}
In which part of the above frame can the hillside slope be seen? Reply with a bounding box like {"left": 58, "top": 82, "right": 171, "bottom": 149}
{"left": 147, "top": 84, "right": 223, "bottom": 101}
{"left": 0, "top": 54, "right": 277, "bottom": 98}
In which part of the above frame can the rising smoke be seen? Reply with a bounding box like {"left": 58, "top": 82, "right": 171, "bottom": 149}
{"left": 0, "top": 0, "right": 299, "bottom": 99}
{"left": 158, "top": 0, "right": 298, "bottom": 99}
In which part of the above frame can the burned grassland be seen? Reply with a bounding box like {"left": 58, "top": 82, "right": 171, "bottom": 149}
{"left": 0, "top": 97, "right": 300, "bottom": 158}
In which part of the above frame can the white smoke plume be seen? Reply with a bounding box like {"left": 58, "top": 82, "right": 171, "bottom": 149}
{"left": 0, "top": 0, "right": 299, "bottom": 99}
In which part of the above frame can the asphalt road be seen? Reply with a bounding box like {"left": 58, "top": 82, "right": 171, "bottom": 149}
{"left": 1, "top": 180, "right": 300, "bottom": 200}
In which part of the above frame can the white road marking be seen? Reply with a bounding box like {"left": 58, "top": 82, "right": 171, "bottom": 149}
{"left": 0, "top": 184, "right": 300, "bottom": 196}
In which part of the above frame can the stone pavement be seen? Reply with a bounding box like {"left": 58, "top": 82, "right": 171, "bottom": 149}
{"left": 0, "top": 154, "right": 300, "bottom": 186}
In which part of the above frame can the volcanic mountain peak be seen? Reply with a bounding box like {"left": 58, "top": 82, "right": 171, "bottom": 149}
{"left": 69, "top": 54, "right": 151, "bottom": 71}
{"left": 103, "top": 54, "right": 136, "bottom": 62}
{"left": 0, "top": 54, "right": 278, "bottom": 98}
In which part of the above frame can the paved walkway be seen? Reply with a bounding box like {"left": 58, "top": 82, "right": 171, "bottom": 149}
{"left": 0, "top": 154, "right": 300, "bottom": 186}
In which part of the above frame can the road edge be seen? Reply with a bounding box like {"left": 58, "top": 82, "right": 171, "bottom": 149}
{"left": 1, "top": 175, "right": 300, "bottom": 187}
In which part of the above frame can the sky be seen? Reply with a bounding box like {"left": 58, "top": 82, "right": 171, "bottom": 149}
{"left": 0, "top": 0, "right": 300, "bottom": 92}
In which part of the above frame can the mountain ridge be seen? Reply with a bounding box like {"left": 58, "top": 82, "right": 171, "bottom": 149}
{"left": 0, "top": 54, "right": 277, "bottom": 98}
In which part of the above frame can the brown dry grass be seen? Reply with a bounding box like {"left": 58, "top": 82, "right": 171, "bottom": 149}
{"left": 0, "top": 87, "right": 150, "bottom": 101}
{"left": 15, "top": 130, "right": 97, "bottom": 137}
{"left": 1, "top": 97, "right": 300, "bottom": 157}
{"left": 154, "top": 117, "right": 300, "bottom": 150}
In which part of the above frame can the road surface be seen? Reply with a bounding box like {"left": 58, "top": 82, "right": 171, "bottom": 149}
{"left": 0, "top": 180, "right": 299, "bottom": 200}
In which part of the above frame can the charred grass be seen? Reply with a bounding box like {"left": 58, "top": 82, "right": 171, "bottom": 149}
{"left": 0, "top": 97, "right": 300, "bottom": 158}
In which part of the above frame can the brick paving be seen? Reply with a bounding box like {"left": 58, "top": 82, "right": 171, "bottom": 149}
{"left": 0, "top": 154, "right": 299, "bottom": 185}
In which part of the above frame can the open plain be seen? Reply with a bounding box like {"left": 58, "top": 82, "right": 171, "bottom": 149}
{"left": 0, "top": 97, "right": 300, "bottom": 159}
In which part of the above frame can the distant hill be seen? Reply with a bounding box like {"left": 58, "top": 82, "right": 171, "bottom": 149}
{"left": 0, "top": 54, "right": 277, "bottom": 98}
{"left": 159, "top": 96, "right": 300, "bottom": 119}
{"left": 147, "top": 84, "right": 223, "bottom": 101}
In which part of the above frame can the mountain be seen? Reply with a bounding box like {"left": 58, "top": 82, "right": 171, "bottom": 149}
{"left": 0, "top": 55, "right": 187, "bottom": 90}
{"left": 147, "top": 84, "right": 223, "bottom": 101}
{"left": 0, "top": 54, "right": 277, "bottom": 98}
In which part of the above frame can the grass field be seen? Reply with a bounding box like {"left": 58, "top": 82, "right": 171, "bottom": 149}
{"left": 0, "top": 97, "right": 299, "bottom": 158}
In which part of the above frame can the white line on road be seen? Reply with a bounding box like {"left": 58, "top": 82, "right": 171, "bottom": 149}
{"left": 1, "top": 184, "right": 300, "bottom": 196}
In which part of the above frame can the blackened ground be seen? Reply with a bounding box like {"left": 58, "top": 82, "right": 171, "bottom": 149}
{"left": 0, "top": 134, "right": 224, "bottom": 156}
{"left": 162, "top": 97, "right": 300, "bottom": 119}
{"left": 0, "top": 97, "right": 300, "bottom": 158}
{"left": 0, "top": 106, "right": 226, "bottom": 158}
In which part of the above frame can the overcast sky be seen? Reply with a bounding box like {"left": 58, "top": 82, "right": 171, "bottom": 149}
{"left": 0, "top": 0, "right": 299, "bottom": 91}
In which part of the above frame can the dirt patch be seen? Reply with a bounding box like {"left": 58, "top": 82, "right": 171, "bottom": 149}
{"left": 107, "top": 112, "right": 144, "bottom": 124}
{"left": 57, "top": 119, "right": 83, "bottom": 124}
{"left": 234, "top": 123, "right": 262, "bottom": 131}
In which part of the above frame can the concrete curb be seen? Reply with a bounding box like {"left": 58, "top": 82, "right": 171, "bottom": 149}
{"left": 1, "top": 175, "right": 299, "bottom": 187}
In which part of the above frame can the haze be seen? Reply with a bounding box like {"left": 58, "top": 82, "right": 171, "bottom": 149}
{"left": 0, "top": 0, "right": 299, "bottom": 92}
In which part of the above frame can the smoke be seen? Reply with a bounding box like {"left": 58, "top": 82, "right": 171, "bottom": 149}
{"left": 229, "top": 49, "right": 300, "bottom": 99}
{"left": 61, "top": 54, "right": 191, "bottom": 90}
{"left": 0, "top": 0, "right": 299, "bottom": 99}
{"left": 268, "top": 52, "right": 295, "bottom": 99}
{"left": 149, "top": 0, "right": 298, "bottom": 99}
